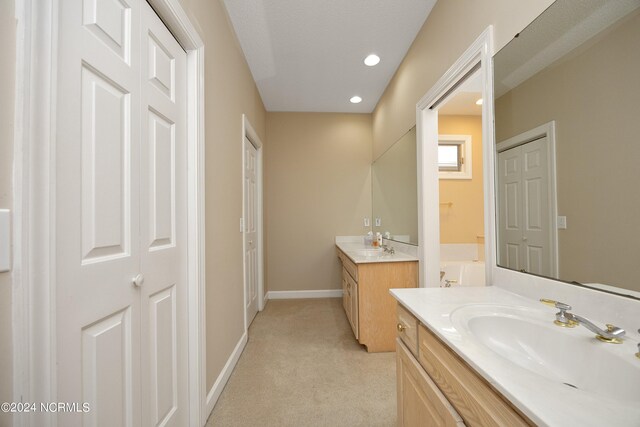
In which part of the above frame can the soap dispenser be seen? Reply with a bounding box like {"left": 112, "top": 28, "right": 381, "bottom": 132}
{"left": 376, "top": 232, "right": 383, "bottom": 247}
{"left": 364, "top": 231, "right": 374, "bottom": 247}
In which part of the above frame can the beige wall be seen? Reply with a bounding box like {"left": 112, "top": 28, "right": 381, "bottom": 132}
{"left": 0, "top": 1, "right": 15, "bottom": 425}
{"left": 266, "top": 113, "right": 372, "bottom": 292}
{"left": 439, "top": 115, "right": 484, "bottom": 244}
{"left": 372, "top": 0, "right": 554, "bottom": 160}
{"left": 177, "top": 0, "right": 267, "bottom": 391}
{"left": 495, "top": 11, "right": 640, "bottom": 292}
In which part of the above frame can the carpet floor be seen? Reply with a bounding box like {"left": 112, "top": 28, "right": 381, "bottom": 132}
{"left": 206, "top": 298, "right": 397, "bottom": 426}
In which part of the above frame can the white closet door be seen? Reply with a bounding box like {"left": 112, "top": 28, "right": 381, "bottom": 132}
{"left": 55, "top": 1, "right": 188, "bottom": 426}
{"left": 244, "top": 138, "right": 259, "bottom": 326}
{"left": 498, "top": 137, "right": 552, "bottom": 276}
{"left": 139, "top": 2, "right": 189, "bottom": 426}
{"left": 520, "top": 137, "right": 551, "bottom": 275}
{"left": 56, "top": 0, "right": 142, "bottom": 425}
{"left": 498, "top": 147, "right": 523, "bottom": 271}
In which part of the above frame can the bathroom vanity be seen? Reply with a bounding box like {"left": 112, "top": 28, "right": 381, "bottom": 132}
{"left": 336, "top": 238, "right": 418, "bottom": 352}
{"left": 392, "top": 287, "right": 640, "bottom": 426}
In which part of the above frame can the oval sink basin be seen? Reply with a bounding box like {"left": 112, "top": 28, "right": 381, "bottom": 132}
{"left": 351, "top": 248, "right": 384, "bottom": 257}
{"left": 450, "top": 304, "right": 640, "bottom": 404}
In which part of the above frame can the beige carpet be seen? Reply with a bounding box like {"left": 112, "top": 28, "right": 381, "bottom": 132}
{"left": 206, "top": 298, "right": 397, "bottom": 427}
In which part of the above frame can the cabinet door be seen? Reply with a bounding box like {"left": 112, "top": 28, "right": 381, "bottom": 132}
{"left": 342, "top": 267, "right": 349, "bottom": 313}
{"left": 397, "top": 340, "right": 464, "bottom": 427}
{"left": 350, "top": 278, "right": 359, "bottom": 339}
{"left": 344, "top": 273, "right": 358, "bottom": 339}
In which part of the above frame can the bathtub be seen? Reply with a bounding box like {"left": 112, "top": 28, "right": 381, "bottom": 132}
{"left": 440, "top": 261, "right": 486, "bottom": 287}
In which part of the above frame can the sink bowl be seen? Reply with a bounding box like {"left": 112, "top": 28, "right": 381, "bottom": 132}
{"left": 351, "top": 248, "right": 384, "bottom": 257}
{"left": 450, "top": 304, "right": 640, "bottom": 403}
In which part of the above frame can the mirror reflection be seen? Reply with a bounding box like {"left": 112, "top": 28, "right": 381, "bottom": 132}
{"left": 438, "top": 70, "right": 486, "bottom": 287}
{"left": 372, "top": 127, "right": 418, "bottom": 245}
{"left": 494, "top": 0, "right": 640, "bottom": 294}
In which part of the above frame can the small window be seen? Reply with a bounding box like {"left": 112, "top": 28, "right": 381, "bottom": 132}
{"left": 438, "top": 135, "right": 472, "bottom": 179}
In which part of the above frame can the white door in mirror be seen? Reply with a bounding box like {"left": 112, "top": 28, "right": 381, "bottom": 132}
{"left": 0, "top": 209, "right": 8, "bottom": 272}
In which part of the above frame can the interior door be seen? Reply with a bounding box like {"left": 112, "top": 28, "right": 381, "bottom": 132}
{"left": 498, "top": 147, "right": 523, "bottom": 271}
{"left": 244, "top": 137, "right": 259, "bottom": 326}
{"left": 56, "top": 1, "right": 142, "bottom": 425}
{"left": 139, "top": 2, "right": 189, "bottom": 426}
{"left": 55, "top": 1, "right": 188, "bottom": 425}
{"left": 497, "top": 137, "right": 552, "bottom": 276}
{"left": 520, "top": 137, "right": 551, "bottom": 275}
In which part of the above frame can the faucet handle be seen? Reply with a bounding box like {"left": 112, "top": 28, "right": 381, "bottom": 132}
{"left": 540, "top": 298, "right": 577, "bottom": 328}
{"left": 540, "top": 298, "right": 571, "bottom": 311}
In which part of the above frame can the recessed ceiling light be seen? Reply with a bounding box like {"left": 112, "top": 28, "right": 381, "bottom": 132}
{"left": 364, "top": 54, "right": 380, "bottom": 66}
{"left": 350, "top": 96, "right": 362, "bottom": 104}
{"left": 476, "top": 98, "right": 483, "bottom": 105}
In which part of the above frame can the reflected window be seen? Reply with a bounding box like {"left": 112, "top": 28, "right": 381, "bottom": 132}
{"left": 438, "top": 134, "right": 472, "bottom": 179}
{"left": 438, "top": 144, "right": 461, "bottom": 171}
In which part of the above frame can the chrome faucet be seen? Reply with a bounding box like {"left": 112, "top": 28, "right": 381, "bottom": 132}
{"left": 381, "top": 244, "right": 395, "bottom": 255}
{"left": 443, "top": 279, "right": 457, "bottom": 288}
{"left": 540, "top": 299, "right": 626, "bottom": 343}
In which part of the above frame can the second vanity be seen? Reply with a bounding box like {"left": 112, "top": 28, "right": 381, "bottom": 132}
{"left": 391, "top": 286, "right": 640, "bottom": 426}
{"left": 336, "top": 237, "right": 418, "bottom": 352}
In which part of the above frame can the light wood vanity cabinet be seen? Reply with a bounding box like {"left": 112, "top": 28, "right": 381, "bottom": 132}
{"left": 396, "top": 306, "right": 533, "bottom": 427}
{"left": 336, "top": 247, "right": 417, "bottom": 352}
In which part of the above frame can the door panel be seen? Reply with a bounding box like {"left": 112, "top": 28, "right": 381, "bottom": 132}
{"left": 57, "top": 0, "right": 141, "bottom": 425}
{"left": 149, "top": 286, "right": 178, "bottom": 425}
{"left": 244, "top": 138, "right": 259, "bottom": 326}
{"left": 148, "top": 110, "right": 175, "bottom": 250}
{"left": 140, "top": 2, "right": 188, "bottom": 426}
{"left": 521, "top": 138, "right": 551, "bottom": 275}
{"left": 81, "top": 65, "right": 131, "bottom": 263}
{"left": 527, "top": 246, "right": 544, "bottom": 274}
{"left": 82, "top": 0, "right": 132, "bottom": 63}
{"left": 498, "top": 148, "right": 522, "bottom": 268}
{"left": 82, "top": 307, "right": 134, "bottom": 427}
{"left": 525, "top": 177, "right": 542, "bottom": 230}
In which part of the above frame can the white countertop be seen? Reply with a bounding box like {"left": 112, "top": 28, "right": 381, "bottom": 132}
{"left": 390, "top": 286, "right": 640, "bottom": 427}
{"left": 335, "top": 239, "right": 418, "bottom": 264}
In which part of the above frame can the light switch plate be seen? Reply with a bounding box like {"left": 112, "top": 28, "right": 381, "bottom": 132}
{"left": 363, "top": 217, "right": 370, "bottom": 227}
{"left": 375, "top": 218, "right": 381, "bottom": 227}
{"left": 557, "top": 216, "right": 567, "bottom": 229}
{"left": 0, "top": 209, "right": 9, "bottom": 272}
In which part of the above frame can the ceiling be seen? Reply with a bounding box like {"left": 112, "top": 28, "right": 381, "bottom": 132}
{"left": 438, "top": 70, "right": 482, "bottom": 116}
{"left": 222, "top": 0, "right": 437, "bottom": 113}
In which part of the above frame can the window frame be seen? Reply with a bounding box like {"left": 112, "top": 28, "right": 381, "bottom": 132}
{"left": 438, "top": 134, "right": 472, "bottom": 179}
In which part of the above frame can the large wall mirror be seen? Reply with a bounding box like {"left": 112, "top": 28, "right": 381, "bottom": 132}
{"left": 494, "top": 0, "right": 640, "bottom": 295}
{"left": 372, "top": 126, "right": 418, "bottom": 245}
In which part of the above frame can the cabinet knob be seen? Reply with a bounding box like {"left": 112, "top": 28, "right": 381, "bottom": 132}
{"left": 132, "top": 273, "right": 144, "bottom": 288}
{"left": 397, "top": 323, "right": 406, "bottom": 332}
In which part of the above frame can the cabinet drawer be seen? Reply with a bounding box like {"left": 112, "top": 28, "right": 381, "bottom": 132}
{"left": 417, "top": 325, "right": 532, "bottom": 427}
{"left": 396, "top": 304, "right": 419, "bottom": 355}
{"left": 340, "top": 251, "right": 358, "bottom": 282}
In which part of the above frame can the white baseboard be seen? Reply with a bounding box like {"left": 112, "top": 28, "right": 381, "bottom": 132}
{"left": 266, "top": 289, "right": 343, "bottom": 299}
{"left": 205, "top": 331, "right": 248, "bottom": 419}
